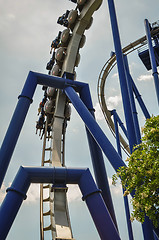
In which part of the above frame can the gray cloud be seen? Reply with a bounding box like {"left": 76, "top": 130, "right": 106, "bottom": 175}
{"left": 137, "top": 73, "right": 153, "bottom": 82}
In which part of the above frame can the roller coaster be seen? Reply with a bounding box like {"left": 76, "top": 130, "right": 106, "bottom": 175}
{"left": 0, "top": 0, "right": 159, "bottom": 239}
{"left": 98, "top": 26, "right": 159, "bottom": 156}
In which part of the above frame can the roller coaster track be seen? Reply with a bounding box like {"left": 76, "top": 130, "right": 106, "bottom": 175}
{"left": 39, "top": 0, "right": 103, "bottom": 239}
{"left": 97, "top": 27, "right": 159, "bottom": 156}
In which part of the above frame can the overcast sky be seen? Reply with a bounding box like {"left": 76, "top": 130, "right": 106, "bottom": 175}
{"left": 0, "top": 0, "right": 159, "bottom": 239}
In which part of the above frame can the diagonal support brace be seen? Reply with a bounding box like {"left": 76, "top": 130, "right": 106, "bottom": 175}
{"left": 64, "top": 86, "right": 126, "bottom": 172}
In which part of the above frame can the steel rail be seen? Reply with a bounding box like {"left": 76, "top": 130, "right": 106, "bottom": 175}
{"left": 97, "top": 27, "right": 159, "bottom": 155}
{"left": 40, "top": 0, "right": 103, "bottom": 239}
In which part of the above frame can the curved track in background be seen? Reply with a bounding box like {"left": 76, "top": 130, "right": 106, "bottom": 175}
{"left": 97, "top": 27, "right": 159, "bottom": 156}
{"left": 39, "top": 0, "right": 103, "bottom": 239}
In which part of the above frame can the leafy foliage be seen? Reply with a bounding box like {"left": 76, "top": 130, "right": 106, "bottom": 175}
{"left": 112, "top": 115, "right": 159, "bottom": 227}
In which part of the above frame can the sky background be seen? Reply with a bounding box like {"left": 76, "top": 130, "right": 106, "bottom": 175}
{"left": 0, "top": 0, "right": 159, "bottom": 239}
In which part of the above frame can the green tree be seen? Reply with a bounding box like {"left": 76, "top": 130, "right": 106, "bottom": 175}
{"left": 112, "top": 115, "right": 159, "bottom": 227}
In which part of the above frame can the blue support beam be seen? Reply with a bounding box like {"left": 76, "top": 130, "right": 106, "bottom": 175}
{"left": 111, "top": 110, "right": 128, "bottom": 139}
{"left": 0, "top": 70, "right": 157, "bottom": 239}
{"left": 85, "top": 129, "right": 118, "bottom": 230}
{"left": 145, "top": 19, "right": 159, "bottom": 105}
{"left": 64, "top": 86, "right": 126, "bottom": 172}
{"left": 106, "top": 0, "right": 137, "bottom": 153}
{"left": 0, "top": 72, "right": 37, "bottom": 188}
{"left": 0, "top": 166, "right": 121, "bottom": 240}
{"left": 112, "top": 110, "right": 134, "bottom": 240}
{"left": 0, "top": 71, "right": 85, "bottom": 188}
{"left": 112, "top": 110, "right": 122, "bottom": 157}
{"left": 79, "top": 84, "right": 118, "bottom": 230}
{"left": 131, "top": 79, "right": 151, "bottom": 119}
{"left": 124, "top": 55, "right": 141, "bottom": 144}
{"left": 122, "top": 190, "right": 134, "bottom": 240}
{"left": 106, "top": 1, "right": 155, "bottom": 238}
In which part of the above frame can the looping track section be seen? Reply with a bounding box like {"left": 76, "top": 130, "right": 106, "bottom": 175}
{"left": 97, "top": 27, "right": 159, "bottom": 156}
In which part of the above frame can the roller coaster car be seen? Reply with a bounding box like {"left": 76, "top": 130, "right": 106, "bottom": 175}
{"left": 55, "top": 47, "right": 67, "bottom": 62}
{"left": 46, "top": 53, "right": 55, "bottom": 70}
{"left": 77, "top": 0, "right": 87, "bottom": 12}
{"left": 47, "top": 87, "right": 56, "bottom": 98}
{"left": 42, "top": 85, "right": 47, "bottom": 91}
{"left": 44, "top": 100, "right": 55, "bottom": 114}
{"left": 51, "top": 38, "right": 59, "bottom": 49}
{"left": 40, "top": 122, "right": 52, "bottom": 140}
{"left": 46, "top": 60, "right": 54, "bottom": 71}
{"left": 46, "top": 60, "right": 54, "bottom": 70}
{"left": 57, "top": 10, "right": 78, "bottom": 30}
{"left": 57, "top": 10, "right": 70, "bottom": 27}
{"left": 36, "top": 114, "right": 45, "bottom": 131}
{"left": 50, "top": 32, "right": 62, "bottom": 54}
{"left": 61, "top": 29, "right": 71, "bottom": 46}
{"left": 77, "top": 0, "right": 87, "bottom": 6}
{"left": 38, "top": 96, "right": 47, "bottom": 115}
{"left": 52, "top": 64, "right": 61, "bottom": 76}
{"left": 67, "top": 10, "right": 78, "bottom": 26}
{"left": 64, "top": 104, "right": 71, "bottom": 120}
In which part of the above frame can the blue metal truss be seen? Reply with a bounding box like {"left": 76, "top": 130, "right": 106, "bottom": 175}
{"left": 0, "top": 71, "right": 124, "bottom": 239}
{"left": 0, "top": 67, "right": 158, "bottom": 239}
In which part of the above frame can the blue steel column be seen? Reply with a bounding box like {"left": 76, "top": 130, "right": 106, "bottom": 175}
{"left": 132, "top": 80, "right": 151, "bottom": 119}
{"left": 112, "top": 110, "right": 134, "bottom": 240}
{"left": 145, "top": 19, "right": 159, "bottom": 105}
{"left": 106, "top": 0, "right": 137, "bottom": 153}
{"left": 112, "top": 110, "right": 122, "bottom": 157}
{"left": 124, "top": 55, "right": 141, "bottom": 144}
{"left": 106, "top": 1, "right": 154, "bottom": 238}
{"left": 0, "top": 167, "right": 121, "bottom": 240}
{"left": 79, "top": 169, "right": 120, "bottom": 240}
{"left": 79, "top": 84, "right": 118, "bottom": 230}
{"left": 0, "top": 72, "right": 37, "bottom": 188}
{"left": 85, "top": 128, "right": 118, "bottom": 230}
{"left": 111, "top": 110, "right": 128, "bottom": 138}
